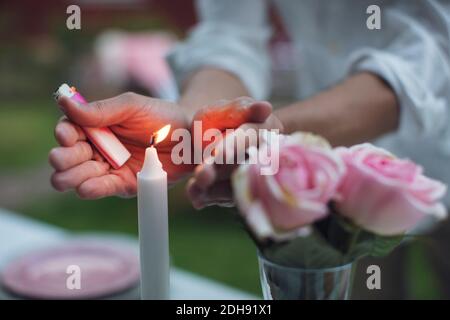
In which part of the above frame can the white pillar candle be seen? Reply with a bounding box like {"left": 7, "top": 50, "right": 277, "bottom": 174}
{"left": 137, "top": 143, "right": 169, "bottom": 299}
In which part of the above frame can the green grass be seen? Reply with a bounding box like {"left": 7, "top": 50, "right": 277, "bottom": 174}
{"left": 168, "top": 191, "right": 261, "bottom": 294}
{"left": 406, "top": 241, "right": 442, "bottom": 299}
{"left": 0, "top": 100, "right": 58, "bottom": 170}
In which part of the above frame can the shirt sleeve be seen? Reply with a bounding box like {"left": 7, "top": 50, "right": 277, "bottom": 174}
{"left": 346, "top": 0, "right": 450, "bottom": 148}
{"left": 166, "top": 0, "right": 272, "bottom": 100}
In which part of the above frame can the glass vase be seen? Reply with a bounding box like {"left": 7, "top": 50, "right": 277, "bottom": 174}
{"left": 258, "top": 253, "right": 354, "bottom": 300}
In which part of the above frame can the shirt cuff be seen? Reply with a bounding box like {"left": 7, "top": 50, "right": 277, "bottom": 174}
{"left": 346, "top": 48, "right": 448, "bottom": 141}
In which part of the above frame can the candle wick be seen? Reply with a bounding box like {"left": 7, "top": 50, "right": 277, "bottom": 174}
{"left": 149, "top": 134, "right": 156, "bottom": 147}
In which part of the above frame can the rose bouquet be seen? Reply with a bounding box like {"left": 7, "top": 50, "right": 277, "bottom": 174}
{"left": 232, "top": 132, "right": 447, "bottom": 299}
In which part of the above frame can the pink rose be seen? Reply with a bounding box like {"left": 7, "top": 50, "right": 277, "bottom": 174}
{"left": 232, "top": 132, "right": 345, "bottom": 240}
{"left": 335, "top": 144, "right": 447, "bottom": 236}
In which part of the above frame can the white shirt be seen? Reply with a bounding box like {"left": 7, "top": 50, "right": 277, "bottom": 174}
{"left": 167, "top": 0, "right": 450, "bottom": 206}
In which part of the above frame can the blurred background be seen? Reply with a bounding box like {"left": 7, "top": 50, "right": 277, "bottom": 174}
{"left": 0, "top": 0, "right": 443, "bottom": 298}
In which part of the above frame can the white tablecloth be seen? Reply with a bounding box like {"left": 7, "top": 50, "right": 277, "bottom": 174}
{"left": 0, "top": 208, "right": 258, "bottom": 300}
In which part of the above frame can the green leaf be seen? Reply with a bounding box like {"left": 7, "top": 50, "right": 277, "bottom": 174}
{"left": 262, "top": 231, "right": 344, "bottom": 269}
{"left": 346, "top": 231, "right": 403, "bottom": 262}
{"left": 370, "top": 234, "right": 404, "bottom": 257}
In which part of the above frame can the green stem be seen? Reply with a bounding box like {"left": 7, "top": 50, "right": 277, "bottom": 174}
{"left": 344, "top": 228, "right": 361, "bottom": 263}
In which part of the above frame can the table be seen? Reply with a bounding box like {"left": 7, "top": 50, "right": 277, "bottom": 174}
{"left": 0, "top": 208, "right": 258, "bottom": 300}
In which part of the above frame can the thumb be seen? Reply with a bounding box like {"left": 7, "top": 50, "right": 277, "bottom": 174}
{"left": 245, "top": 100, "right": 272, "bottom": 123}
{"left": 57, "top": 92, "right": 143, "bottom": 127}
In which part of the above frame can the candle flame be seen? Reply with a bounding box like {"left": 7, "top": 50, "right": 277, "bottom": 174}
{"left": 151, "top": 124, "right": 171, "bottom": 146}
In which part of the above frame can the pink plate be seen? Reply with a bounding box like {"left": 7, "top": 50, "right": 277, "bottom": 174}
{"left": 1, "top": 241, "right": 140, "bottom": 299}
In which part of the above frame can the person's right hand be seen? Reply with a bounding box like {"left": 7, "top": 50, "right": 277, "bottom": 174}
{"left": 49, "top": 92, "right": 192, "bottom": 199}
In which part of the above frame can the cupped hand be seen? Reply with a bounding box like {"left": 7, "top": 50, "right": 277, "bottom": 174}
{"left": 49, "top": 92, "right": 192, "bottom": 199}
{"left": 186, "top": 97, "right": 283, "bottom": 209}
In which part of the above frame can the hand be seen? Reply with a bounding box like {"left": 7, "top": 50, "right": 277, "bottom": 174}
{"left": 49, "top": 92, "right": 192, "bottom": 199}
{"left": 186, "top": 97, "right": 283, "bottom": 209}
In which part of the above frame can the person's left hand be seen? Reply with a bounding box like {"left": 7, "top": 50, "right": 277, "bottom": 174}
{"left": 186, "top": 98, "right": 284, "bottom": 209}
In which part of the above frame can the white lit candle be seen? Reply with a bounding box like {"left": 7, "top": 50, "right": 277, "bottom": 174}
{"left": 137, "top": 125, "right": 171, "bottom": 300}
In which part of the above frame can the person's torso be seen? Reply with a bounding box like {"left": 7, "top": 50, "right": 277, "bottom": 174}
{"left": 272, "top": 0, "right": 398, "bottom": 98}
{"left": 271, "top": 0, "right": 450, "bottom": 205}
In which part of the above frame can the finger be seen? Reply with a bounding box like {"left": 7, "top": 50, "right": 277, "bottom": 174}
{"left": 204, "top": 181, "right": 233, "bottom": 202}
{"left": 194, "top": 130, "right": 245, "bottom": 190}
{"left": 211, "top": 163, "right": 238, "bottom": 184}
{"left": 54, "top": 118, "right": 86, "bottom": 147}
{"left": 194, "top": 122, "right": 270, "bottom": 191}
{"left": 239, "top": 122, "right": 275, "bottom": 132}
{"left": 192, "top": 181, "right": 234, "bottom": 209}
{"left": 199, "top": 97, "right": 272, "bottom": 129}
{"left": 193, "top": 97, "right": 272, "bottom": 133}
{"left": 217, "top": 122, "right": 276, "bottom": 159}
{"left": 51, "top": 160, "right": 109, "bottom": 192}
{"left": 245, "top": 100, "right": 272, "bottom": 123}
{"left": 57, "top": 92, "right": 144, "bottom": 127}
{"left": 186, "top": 177, "right": 205, "bottom": 208}
{"left": 214, "top": 127, "right": 258, "bottom": 161}
{"left": 77, "top": 174, "right": 130, "bottom": 199}
{"left": 193, "top": 163, "right": 216, "bottom": 189}
{"left": 200, "top": 199, "right": 235, "bottom": 209}
{"left": 92, "top": 148, "right": 105, "bottom": 162}
{"left": 194, "top": 160, "right": 237, "bottom": 190}
{"left": 49, "top": 141, "right": 94, "bottom": 171}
